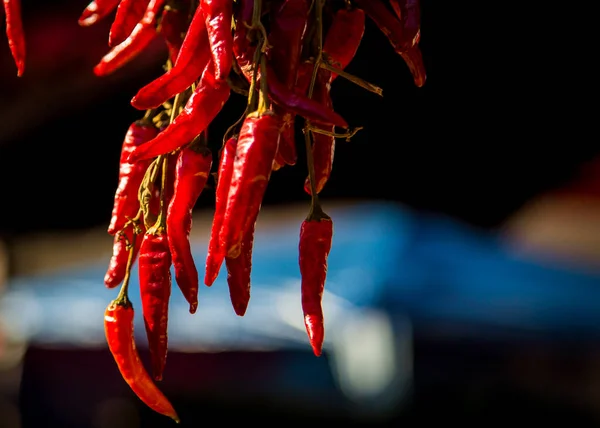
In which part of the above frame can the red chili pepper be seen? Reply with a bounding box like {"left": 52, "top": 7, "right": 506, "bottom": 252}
{"left": 389, "top": 0, "right": 421, "bottom": 47}
{"left": 399, "top": 45, "right": 426, "bottom": 88}
{"left": 220, "top": 111, "right": 280, "bottom": 258}
{"left": 271, "top": 110, "right": 296, "bottom": 168}
{"left": 3, "top": 0, "right": 26, "bottom": 77}
{"left": 158, "top": 4, "right": 188, "bottom": 63}
{"left": 108, "top": 120, "right": 158, "bottom": 235}
{"left": 131, "top": 4, "right": 211, "bottom": 110}
{"left": 299, "top": 216, "right": 333, "bottom": 357}
{"left": 93, "top": 0, "right": 166, "bottom": 76}
{"left": 231, "top": 0, "right": 254, "bottom": 78}
{"left": 139, "top": 229, "right": 172, "bottom": 381}
{"left": 200, "top": 0, "right": 233, "bottom": 82}
{"left": 104, "top": 299, "right": 179, "bottom": 422}
{"left": 167, "top": 145, "right": 212, "bottom": 314}
{"left": 224, "top": 220, "right": 254, "bottom": 316}
{"left": 105, "top": 225, "right": 144, "bottom": 288}
{"left": 204, "top": 137, "right": 237, "bottom": 287}
{"left": 128, "top": 63, "right": 230, "bottom": 162}
{"left": 109, "top": 0, "right": 151, "bottom": 47}
{"left": 323, "top": 6, "right": 365, "bottom": 82}
{"left": 78, "top": 0, "right": 121, "bottom": 26}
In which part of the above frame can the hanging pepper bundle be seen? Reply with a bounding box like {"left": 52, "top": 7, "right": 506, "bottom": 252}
{"left": 4, "top": 0, "right": 426, "bottom": 422}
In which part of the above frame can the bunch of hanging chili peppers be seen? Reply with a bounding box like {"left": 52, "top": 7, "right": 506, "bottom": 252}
{"left": 4, "top": 0, "right": 425, "bottom": 421}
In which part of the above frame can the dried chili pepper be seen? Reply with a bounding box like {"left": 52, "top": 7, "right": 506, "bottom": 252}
{"left": 131, "top": 3, "right": 211, "bottom": 110}
{"left": 299, "top": 214, "right": 333, "bottom": 357}
{"left": 109, "top": 0, "right": 151, "bottom": 47}
{"left": 220, "top": 111, "right": 280, "bottom": 258}
{"left": 231, "top": 0, "right": 254, "bottom": 78}
{"left": 93, "top": 0, "right": 166, "bottom": 76}
{"left": 167, "top": 143, "right": 212, "bottom": 314}
{"left": 108, "top": 119, "right": 158, "bottom": 235}
{"left": 390, "top": 0, "right": 421, "bottom": 47}
{"left": 323, "top": 6, "right": 365, "bottom": 82}
{"left": 3, "top": 0, "right": 26, "bottom": 76}
{"left": 105, "top": 224, "right": 144, "bottom": 288}
{"left": 128, "top": 62, "right": 230, "bottom": 162}
{"left": 224, "top": 220, "right": 254, "bottom": 316}
{"left": 105, "top": 294, "right": 179, "bottom": 421}
{"left": 158, "top": 4, "right": 188, "bottom": 63}
{"left": 78, "top": 0, "right": 121, "bottom": 26}
{"left": 204, "top": 137, "right": 237, "bottom": 287}
{"left": 200, "top": 0, "right": 233, "bottom": 81}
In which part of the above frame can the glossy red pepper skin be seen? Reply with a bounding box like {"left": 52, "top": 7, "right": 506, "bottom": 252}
{"left": 78, "top": 0, "right": 121, "bottom": 26}
{"left": 220, "top": 112, "right": 280, "bottom": 258}
{"left": 200, "top": 0, "right": 233, "bottom": 81}
{"left": 167, "top": 147, "right": 212, "bottom": 314}
{"left": 299, "top": 217, "right": 333, "bottom": 357}
{"left": 93, "top": 0, "right": 166, "bottom": 76}
{"left": 158, "top": 5, "right": 188, "bottom": 63}
{"left": 139, "top": 231, "right": 172, "bottom": 381}
{"left": 224, "top": 220, "right": 254, "bottom": 316}
{"left": 131, "top": 3, "right": 210, "bottom": 110}
{"left": 3, "top": 0, "right": 26, "bottom": 76}
{"left": 128, "top": 63, "right": 230, "bottom": 162}
{"left": 323, "top": 7, "right": 365, "bottom": 81}
{"left": 108, "top": 120, "right": 158, "bottom": 235}
{"left": 109, "top": 0, "right": 151, "bottom": 47}
{"left": 104, "top": 300, "right": 179, "bottom": 422}
{"left": 204, "top": 137, "right": 237, "bottom": 287}
{"left": 105, "top": 225, "right": 144, "bottom": 288}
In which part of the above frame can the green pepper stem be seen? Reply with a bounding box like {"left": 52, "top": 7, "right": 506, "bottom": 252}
{"left": 257, "top": 53, "right": 270, "bottom": 113}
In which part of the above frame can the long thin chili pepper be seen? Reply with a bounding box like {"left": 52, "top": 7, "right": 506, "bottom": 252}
{"left": 105, "top": 256, "right": 179, "bottom": 422}
{"left": 323, "top": 6, "right": 365, "bottom": 82}
{"left": 93, "top": 0, "right": 166, "bottom": 77}
{"left": 109, "top": 0, "right": 151, "bottom": 47}
{"left": 3, "top": 0, "right": 26, "bottom": 77}
{"left": 200, "top": 0, "right": 233, "bottom": 81}
{"left": 128, "top": 62, "right": 230, "bottom": 162}
{"left": 108, "top": 119, "right": 158, "bottom": 235}
{"left": 167, "top": 143, "right": 212, "bottom": 314}
{"left": 224, "top": 220, "right": 254, "bottom": 316}
{"left": 204, "top": 137, "right": 237, "bottom": 287}
{"left": 158, "top": 4, "right": 188, "bottom": 63}
{"left": 131, "top": 3, "right": 211, "bottom": 110}
{"left": 78, "top": 0, "right": 121, "bottom": 26}
{"left": 220, "top": 111, "right": 280, "bottom": 258}
{"left": 105, "top": 223, "right": 144, "bottom": 288}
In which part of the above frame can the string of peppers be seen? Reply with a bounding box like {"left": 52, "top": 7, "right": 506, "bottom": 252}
{"left": 3, "top": 0, "right": 426, "bottom": 422}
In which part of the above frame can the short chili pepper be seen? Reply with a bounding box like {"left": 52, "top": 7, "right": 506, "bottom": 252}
{"left": 139, "top": 227, "right": 172, "bottom": 381}
{"left": 128, "top": 62, "right": 230, "bottom": 162}
{"left": 271, "top": 111, "right": 296, "bottom": 169}
{"left": 158, "top": 4, "right": 188, "bottom": 63}
{"left": 224, "top": 220, "right": 255, "bottom": 316}
{"left": 78, "top": 0, "right": 121, "bottom": 26}
{"left": 167, "top": 144, "right": 212, "bottom": 314}
{"left": 220, "top": 111, "right": 280, "bottom": 258}
{"left": 109, "top": 0, "right": 151, "bottom": 47}
{"left": 200, "top": 0, "right": 233, "bottom": 82}
{"left": 108, "top": 119, "right": 158, "bottom": 235}
{"left": 323, "top": 6, "right": 365, "bottom": 82}
{"left": 105, "top": 224, "right": 144, "bottom": 288}
{"left": 3, "top": 0, "right": 26, "bottom": 77}
{"left": 204, "top": 137, "right": 237, "bottom": 287}
{"left": 104, "top": 299, "right": 179, "bottom": 422}
{"left": 93, "top": 0, "right": 166, "bottom": 77}
{"left": 299, "top": 215, "right": 333, "bottom": 357}
{"left": 131, "top": 3, "right": 211, "bottom": 110}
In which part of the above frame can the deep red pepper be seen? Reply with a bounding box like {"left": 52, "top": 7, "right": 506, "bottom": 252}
{"left": 104, "top": 299, "right": 179, "bottom": 421}
{"left": 128, "top": 62, "right": 230, "bottom": 162}
{"left": 220, "top": 111, "right": 280, "bottom": 258}
{"left": 390, "top": 0, "right": 421, "bottom": 47}
{"left": 108, "top": 120, "right": 158, "bottom": 235}
{"left": 204, "top": 137, "right": 237, "bottom": 287}
{"left": 224, "top": 220, "right": 254, "bottom": 316}
{"left": 399, "top": 45, "right": 426, "bottom": 88}
{"left": 231, "top": 0, "right": 254, "bottom": 78}
{"left": 109, "top": 0, "right": 151, "bottom": 47}
{"left": 167, "top": 146, "right": 212, "bottom": 314}
{"left": 3, "top": 0, "right": 26, "bottom": 76}
{"left": 131, "top": 3, "right": 211, "bottom": 110}
{"left": 158, "top": 4, "right": 188, "bottom": 63}
{"left": 105, "top": 224, "right": 144, "bottom": 288}
{"left": 271, "top": 110, "right": 296, "bottom": 169}
{"left": 200, "top": 0, "right": 233, "bottom": 82}
{"left": 323, "top": 7, "right": 365, "bottom": 82}
{"left": 78, "top": 0, "right": 121, "bottom": 26}
{"left": 93, "top": 0, "right": 166, "bottom": 77}
{"left": 299, "top": 216, "right": 333, "bottom": 357}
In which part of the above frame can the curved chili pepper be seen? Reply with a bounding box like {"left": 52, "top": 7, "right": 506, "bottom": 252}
{"left": 323, "top": 6, "right": 365, "bottom": 82}
{"left": 78, "top": 0, "right": 121, "bottom": 26}
{"left": 200, "top": 0, "right": 233, "bottom": 82}
{"left": 220, "top": 111, "right": 280, "bottom": 258}
{"left": 224, "top": 220, "right": 254, "bottom": 316}
{"left": 109, "top": 0, "right": 151, "bottom": 47}
{"left": 299, "top": 216, "right": 333, "bottom": 357}
{"left": 104, "top": 299, "right": 179, "bottom": 422}
{"left": 167, "top": 145, "right": 212, "bottom": 314}
{"left": 400, "top": 46, "right": 426, "bottom": 88}
{"left": 93, "top": 0, "right": 166, "bottom": 77}
{"left": 204, "top": 137, "right": 237, "bottom": 287}
{"left": 139, "top": 230, "right": 172, "bottom": 381}
{"left": 105, "top": 225, "right": 144, "bottom": 288}
{"left": 131, "top": 3, "right": 210, "bottom": 110}
{"left": 158, "top": 4, "right": 188, "bottom": 63}
{"left": 3, "top": 0, "right": 26, "bottom": 77}
{"left": 108, "top": 120, "right": 158, "bottom": 235}
{"left": 128, "top": 63, "right": 230, "bottom": 162}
